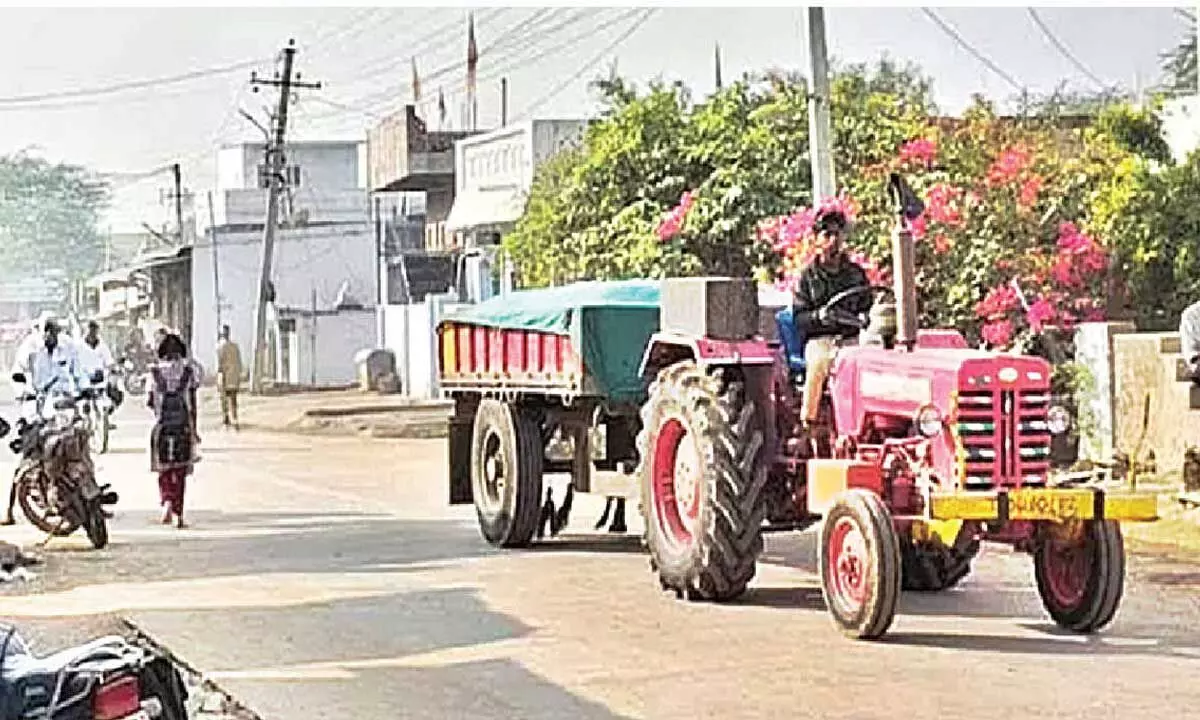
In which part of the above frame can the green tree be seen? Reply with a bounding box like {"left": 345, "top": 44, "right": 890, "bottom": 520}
{"left": 1161, "top": 28, "right": 1197, "bottom": 97}
{"left": 0, "top": 151, "right": 111, "bottom": 281}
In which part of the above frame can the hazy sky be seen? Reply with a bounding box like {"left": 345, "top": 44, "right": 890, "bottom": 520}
{"left": 0, "top": 6, "right": 1188, "bottom": 234}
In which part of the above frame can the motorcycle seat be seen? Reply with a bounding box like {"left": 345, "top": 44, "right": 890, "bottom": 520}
{"left": 1, "top": 636, "right": 141, "bottom": 717}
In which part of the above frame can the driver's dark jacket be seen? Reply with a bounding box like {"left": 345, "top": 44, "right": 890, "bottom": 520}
{"left": 793, "top": 256, "right": 872, "bottom": 340}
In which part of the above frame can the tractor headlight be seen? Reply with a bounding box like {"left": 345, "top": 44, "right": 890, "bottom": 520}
{"left": 915, "top": 405, "right": 944, "bottom": 438}
{"left": 1047, "top": 405, "right": 1071, "bottom": 435}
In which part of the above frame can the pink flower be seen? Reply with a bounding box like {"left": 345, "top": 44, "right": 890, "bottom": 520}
{"left": 898, "top": 137, "right": 937, "bottom": 167}
{"left": 657, "top": 190, "right": 696, "bottom": 242}
{"left": 981, "top": 320, "right": 1014, "bottom": 348}
{"left": 1017, "top": 176, "right": 1043, "bottom": 209}
{"left": 986, "top": 145, "right": 1032, "bottom": 187}
{"left": 926, "top": 183, "right": 963, "bottom": 227}
{"left": 932, "top": 233, "right": 952, "bottom": 255}
{"left": 1026, "top": 297, "right": 1057, "bottom": 332}
{"left": 909, "top": 214, "right": 928, "bottom": 239}
{"left": 975, "top": 284, "right": 1020, "bottom": 320}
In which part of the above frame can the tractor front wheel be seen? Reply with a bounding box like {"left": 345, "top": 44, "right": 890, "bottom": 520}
{"left": 470, "top": 399, "right": 544, "bottom": 548}
{"left": 1033, "top": 519, "right": 1125, "bottom": 634}
{"left": 819, "top": 489, "right": 902, "bottom": 640}
{"left": 638, "top": 362, "right": 767, "bottom": 602}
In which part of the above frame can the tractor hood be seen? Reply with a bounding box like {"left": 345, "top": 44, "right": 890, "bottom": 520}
{"left": 829, "top": 345, "right": 1053, "bottom": 436}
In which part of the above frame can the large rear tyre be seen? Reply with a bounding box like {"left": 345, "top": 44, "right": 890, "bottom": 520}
{"left": 819, "top": 489, "right": 902, "bottom": 640}
{"left": 900, "top": 525, "right": 979, "bottom": 592}
{"left": 638, "top": 362, "right": 767, "bottom": 602}
{"left": 470, "top": 398, "right": 544, "bottom": 548}
{"left": 1033, "top": 520, "right": 1124, "bottom": 634}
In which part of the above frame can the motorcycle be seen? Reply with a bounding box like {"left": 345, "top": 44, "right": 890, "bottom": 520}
{"left": 7, "top": 373, "right": 118, "bottom": 550}
{"left": 114, "top": 359, "right": 146, "bottom": 397}
{"left": 78, "top": 371, "right": 113, "bottom": 456}
{"left": 0, "top": 623, "right": 188, "bottom": 720}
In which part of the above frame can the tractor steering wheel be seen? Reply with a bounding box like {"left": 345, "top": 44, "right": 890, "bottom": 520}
{"left": 817, "top": 284, "right": 893, "bottom": 330}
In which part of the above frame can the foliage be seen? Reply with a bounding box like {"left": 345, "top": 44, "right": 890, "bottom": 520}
{"left": 506, "top": 56, "right": 1194, "bottom": 349}
{"left": 0, "top": 152, "right": 110, "bottom": 281}
{"left": 1089, "top": 147, "right": 1200, "bottom": 330}
{"left": 1160, "top": 28, "right": 1197, "bottom": 98}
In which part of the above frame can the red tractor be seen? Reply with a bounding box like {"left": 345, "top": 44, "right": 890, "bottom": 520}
{"left": 634, "top": 176, "right": 1158, "bottom": 639}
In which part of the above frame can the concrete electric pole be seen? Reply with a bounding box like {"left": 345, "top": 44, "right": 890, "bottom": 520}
{"left": 805, "top": 7, "right": 836, "bottom": 203}
{"left": 172, "top": 163, "right": 185, "bottom": 243}
{"left": 247, "top": 39, "right": 321, "bottom": 394}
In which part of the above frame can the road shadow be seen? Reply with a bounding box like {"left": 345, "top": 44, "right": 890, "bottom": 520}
{"left": 523, "top": 534, "right": 644, "bottom": 555}
{"left": 885, "top": 627, "right": 1200, "bottom": 659}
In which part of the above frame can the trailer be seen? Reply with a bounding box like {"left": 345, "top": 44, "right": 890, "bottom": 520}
{"left": 439, "top": 279, "right": 661, "bottom": 546}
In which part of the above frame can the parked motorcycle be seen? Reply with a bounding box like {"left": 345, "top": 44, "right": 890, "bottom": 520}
{"left": 7, "top": 373, "right": 118, "bottom": 549}
{"left": 0, "top": 624, "right": 188, "bottom": 720}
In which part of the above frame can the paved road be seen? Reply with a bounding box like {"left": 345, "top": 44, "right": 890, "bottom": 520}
{"left": 2, "top": 397, "right": 1200, "bottom": 719}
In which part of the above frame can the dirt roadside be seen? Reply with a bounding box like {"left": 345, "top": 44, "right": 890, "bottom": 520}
{"left": 193, "top": 387, "right": 452, "bottom": 439}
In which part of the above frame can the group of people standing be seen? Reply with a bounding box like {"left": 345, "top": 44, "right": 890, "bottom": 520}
{"left": 5, "top": 314, "right": 245, "bottom": 529}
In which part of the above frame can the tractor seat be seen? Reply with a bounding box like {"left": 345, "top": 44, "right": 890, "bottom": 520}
{"left": 774, "top": 307, "right": 807, "bottom": 379}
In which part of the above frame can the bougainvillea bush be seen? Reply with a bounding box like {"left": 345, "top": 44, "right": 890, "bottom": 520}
{"left": 658, "top": 98, "right": 1120, "bottom": 350}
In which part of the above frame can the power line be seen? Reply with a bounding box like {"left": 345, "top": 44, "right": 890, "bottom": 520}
{"left": 921, "top": 8, "right": 1025, "bottom": 94}
{"left": 1176, "top": 8, "right": 1196, "bottom": 23}
{"left": 515, "top": 9, "right": 657, "bottom": 122}
{"left": 320, "top": 8, "right": 578, "bottom": 116}
{"left": 304, "top": 8, "right": 629, "bottom": 125}
{"left": 0, "top": 57, "right": 266, "bottom": 108}
{"left": 1025, "top": 8, "right": 1106, "bottom": 91}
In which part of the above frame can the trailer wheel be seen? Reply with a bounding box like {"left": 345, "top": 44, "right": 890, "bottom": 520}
{"left": 471, "top": 399, "right": 544, "bottom": 548}
{"left": 638, "top": 362, "right": 767, "bottom": 602}
{"left": 819, "top": 489, "right": 902, "bottom": 640}
{"left": 1033, "top": 519, "right": 1125, "bottom": 634}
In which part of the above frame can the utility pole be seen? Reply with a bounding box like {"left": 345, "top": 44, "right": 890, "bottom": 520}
{"left": 804, "top": 7, "right": 835, "bottom": 203}
{"left": 501, "top": 78, "right": 509, "bottom": 126}
{"left": 247, "top": 39, "right": 321, "bottom": 394}
{"left": 172, "top": 163, "right": 185, "bottom": 243}
{"left": 207, "top": 191, "right": 223, "bottom": 332}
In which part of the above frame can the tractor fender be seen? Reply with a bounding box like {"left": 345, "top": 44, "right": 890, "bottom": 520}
{"left": 638, "top": 332, "right": 776, "bottom": 382}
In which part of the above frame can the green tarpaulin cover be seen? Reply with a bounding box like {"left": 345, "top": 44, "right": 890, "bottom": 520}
{"left": 441, "top": 280, "right": 662, "bottom": 402}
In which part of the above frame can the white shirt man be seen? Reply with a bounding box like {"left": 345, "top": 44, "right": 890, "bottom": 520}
{"left": 10, "top": 326, "right": 86, "bottom": 398}
{"left": 75, "top": 327, "right": 115, "bottom": 383}
{"left": 1182, "top": 299, "right": 1200, "bottom": 383}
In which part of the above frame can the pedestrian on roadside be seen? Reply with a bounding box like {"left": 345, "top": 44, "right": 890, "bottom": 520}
{"left": 216, "top": 325, "right": 243, "bottom": 430}
{"left": 148, "top": 332, "right": 202, "bottom": 529}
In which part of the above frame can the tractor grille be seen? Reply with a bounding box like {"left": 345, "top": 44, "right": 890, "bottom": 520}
{"left": 955, "top": 388, "right": 1052, "bottom": 490}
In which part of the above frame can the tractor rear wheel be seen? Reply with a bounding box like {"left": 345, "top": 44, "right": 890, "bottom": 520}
{"left": 900, "top": 526, "right": 979, "bottom": 592}
{"left": 1033, "top": 519, "right": 1125, "bottom": 634}
{"left": 819, "top": 489, "right": 902, "bottom": 640}
{"left": 470, "top": 399, "right": 544, "bottom": 548}
{"left": 638, "top": 362, "right": 767, "bottom": 602}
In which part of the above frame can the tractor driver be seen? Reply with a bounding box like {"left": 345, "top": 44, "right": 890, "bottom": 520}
{"left": 792, "top": 207, "right": 873, "bottom": 433}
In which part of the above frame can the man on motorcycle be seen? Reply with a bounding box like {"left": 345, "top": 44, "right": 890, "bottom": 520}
{"left": 3, "top": 315, "right": 89, "bottom": 525}
{"left": 792, "top": 207, "right": 873, "bottom": 437}
{"left": 76, "top": 320, "right": 122, "bottom": 412}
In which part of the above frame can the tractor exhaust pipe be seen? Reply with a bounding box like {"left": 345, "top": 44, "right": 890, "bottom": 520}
{"left": 892, "top": 222, "right": 918, "bottom": 351}
{"left": 888, "top": 173, "right": 924, "bottom": 352}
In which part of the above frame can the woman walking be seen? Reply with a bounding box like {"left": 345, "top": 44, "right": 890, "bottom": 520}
{"left": 148, "top": 333, "right": 202, "bottom": 528}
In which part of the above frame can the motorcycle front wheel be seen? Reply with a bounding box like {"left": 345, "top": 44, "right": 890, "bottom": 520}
{"left": 88, "top": 407, "right": 110, "bottom": 455}
{"left": 83, "top": 500, "right": 109, "bottom": 549}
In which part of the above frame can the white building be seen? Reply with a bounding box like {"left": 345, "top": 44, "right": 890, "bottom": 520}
{"left": 445, "top": 119, "right": 588, "bottom": 300}
{"left": 191, "top": 141, "right": 377, "bottom": 387}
